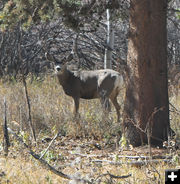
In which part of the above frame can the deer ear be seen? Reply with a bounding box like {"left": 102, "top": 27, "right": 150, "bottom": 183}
{"left": 45, "top": 52, "right": 55, "bottom": 62}
{"left": 66, "top": 53, "right": 73, "bottom": 62}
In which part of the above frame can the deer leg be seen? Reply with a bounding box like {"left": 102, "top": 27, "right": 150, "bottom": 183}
{"left": 73, "top": 97, "right": 81, "bottom": 136}
{"left": 104, "top": 98, "right": 111, "bottom": 112}
{"left": 99, "top": 97, "right": 110, "bottom": 122}
{"left": 110, "top": 93, "right": 120, "bottom": 122}
{"left": 99, "top": 90, "right": 111, "bottom": 111}
{"left": 98, "top": 77, "right": 113, "bottom": 113}
{"left": 99, "top": 90, "right": 111, "bottom": 122}
{"left": 73, "top": 97, "right": 80, "bottom": 118}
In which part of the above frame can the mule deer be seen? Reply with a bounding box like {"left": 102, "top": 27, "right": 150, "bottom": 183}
{"left": 47, "top": 53, "right": 124, "bottom": 122}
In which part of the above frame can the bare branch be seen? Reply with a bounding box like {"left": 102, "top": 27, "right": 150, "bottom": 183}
{"left": 3, "top": 97, "right": 10, "bottom": 156}
{"left": 40, "top": 132, "right": 61, "bottom": 159}
{"left": 7, "top": 128, "right": 92, "bottom": 184}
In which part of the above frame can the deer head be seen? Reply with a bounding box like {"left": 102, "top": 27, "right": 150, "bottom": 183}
{"left": 45, "top": 52, "right": 74, "bottom": 73}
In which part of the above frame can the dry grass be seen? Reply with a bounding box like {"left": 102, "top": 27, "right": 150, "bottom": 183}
{"left": 0, "top": 143, "right": 179, "bottom": 184}
{"left": 0, "top": 76, "right": 125, "bottom": 139}
{"left": 169, "top": 94, "right": 180, "bottom": 138}
{"left": 0, "top": 76, "right": 180, "bottom": 184}
{"left": 0, "top": 157, "right": 64, "bottom": 184}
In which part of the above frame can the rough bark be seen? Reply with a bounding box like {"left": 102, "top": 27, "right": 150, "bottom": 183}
{"left": 123, "top": 0, "right": 170, "bottom": 146}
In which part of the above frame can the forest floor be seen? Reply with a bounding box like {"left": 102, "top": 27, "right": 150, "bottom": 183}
{"left": 0, "top": 137, "right": 180, "bottom": 184}
{"left": 0, "top": 76, "right": 180, "bottom": 184}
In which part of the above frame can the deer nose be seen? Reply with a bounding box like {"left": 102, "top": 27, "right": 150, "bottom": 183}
{"left": 55, "top": 66, "right": 61, "bottom": 72}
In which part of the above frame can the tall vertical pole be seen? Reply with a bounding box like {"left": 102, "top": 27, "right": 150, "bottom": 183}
{"left": 104, "top": 9, "right": 114, "bottom": 69}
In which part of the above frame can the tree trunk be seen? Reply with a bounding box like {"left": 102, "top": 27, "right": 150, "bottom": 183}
{"left": 104, "top": 9, "right": 114, "bottom": 69}
{"left": 123, "top": 0, "right": 171, "bottom": 146}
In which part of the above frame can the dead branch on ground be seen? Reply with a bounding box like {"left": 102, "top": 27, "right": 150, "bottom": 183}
{"left": 92, "top": 159, "right": 172, "bottom": 167}
{"left": 2, "top": 97, "right": 10, "bottom": 156}
{"left": 6, "top": 126, "right": 133, "bottom": 183}
{"left": 7, "top": 127, "right": 92, "bottom": 183}
{"left": 40, "top": 132, "right": 61, "bottom": 159}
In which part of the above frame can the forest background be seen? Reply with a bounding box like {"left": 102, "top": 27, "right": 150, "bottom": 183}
{"left": 0, "top": 0, "right": 180, "bottom": 183}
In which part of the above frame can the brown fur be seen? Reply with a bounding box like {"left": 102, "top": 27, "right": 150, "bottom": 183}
{"left": 55, "top": 64, "right": 124, "bottom": 122}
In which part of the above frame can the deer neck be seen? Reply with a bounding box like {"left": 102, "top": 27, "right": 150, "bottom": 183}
{"left": 57, "top": 67, "right": 70, "bottom": 86}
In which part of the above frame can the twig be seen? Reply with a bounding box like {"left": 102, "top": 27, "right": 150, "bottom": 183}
{"left": 3, "top": 97, "right": 10, "bottom": 156}
{"left": 7, "top": 128, "right": 92, "bottom": 184}
{"left": 22, "top": 76, "right": 36, "bottom": 142}
{"left": 17, "top": 25, "right": 36, "bottom": 142}
{"left": 95, "top": 171, "right": 131, "bottom": 183}
{"left": 128, "top": 118, "right": 164, "bottom": 142}
{"left": 109, "top": 155, "right": 172, "bottom": 160}
{"left": 71, "top": 153, "right": 103, "bottom": 158}
{"left": 145, "top": 107, "right": 163, "bottom": 159}
{"left": 96, "top": 171, "right": 131, "bottom": 181}
{"left": 170, "top": 102, "right": 180, "bottom": 115}
{"left": 168, "top": 8, "right": 180, "bottom": 13}
{"left": 72, "top": 153, "right": 172, "bottom": 160}
{"left": 92, "top": 159, "right": 172, "bottom": 166}
{"left": 106, "top": 171, "right": 131, "bottom": 179}
{"left": 40, "top": 132, "right": 61, "bottom": 159}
